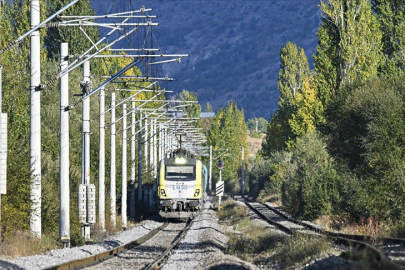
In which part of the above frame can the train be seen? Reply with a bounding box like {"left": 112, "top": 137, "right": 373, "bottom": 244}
{"left": 157, "top": 149, "right": 207, "bottom": 219}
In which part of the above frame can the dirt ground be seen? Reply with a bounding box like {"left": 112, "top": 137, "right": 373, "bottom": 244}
{"left": 247, "top": 132, "right": 265, "bottom": 155}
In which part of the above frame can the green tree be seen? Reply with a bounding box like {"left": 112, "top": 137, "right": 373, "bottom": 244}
{"left": 178, "top": 89, "right": 201, "bottom": 119}
{"left": 204, "top": 102, "right": 213, "bottom": 112}
{"left": 246, "top": 117, "right": 268, "bottom": 133}
{"left": 262, "top": 43, "right": 323, "bottom": 154}
{"left": 206, "top": 102, "right": 248, "bottom": 182}
{"left": 373, "top": 0, "right": 405, "bottom": 76}
{"left": 325, "top": 75, "right": 405, "bottom": 219}
{"left": 278, "top": 42, "right": 310, "bottom": 104}
{"left": 314, "top": 0, "right": 382, "bottom": 105}
{"left": 44, "top": 0, "right": 100, "bottom": 60}
{"left": 0, "top": 0, "right": 49, "bottom": 234}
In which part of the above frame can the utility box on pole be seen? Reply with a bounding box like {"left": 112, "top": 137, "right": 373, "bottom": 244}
{"left": 1, "top": 113, "right": 6, "bottom": 195}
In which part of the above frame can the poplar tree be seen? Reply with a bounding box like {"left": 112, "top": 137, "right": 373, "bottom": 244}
{"left": 206, "top": 102, "right": 248, "bottom": 181}
{"left": 314, "top": 0, "right": 382, "bottom": 105}
{"left": 263, "top": 43, "right": 323, "bottom": 153}
{"left": 373, "top": 0, "right": 405, "bottom": 75}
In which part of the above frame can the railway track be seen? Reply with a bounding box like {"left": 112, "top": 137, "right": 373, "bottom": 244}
{"left": 236, "top": 195, "right": 405, "bottom": 269}
{"left": 45, "top": 219, "right": 193, "bottom": 270}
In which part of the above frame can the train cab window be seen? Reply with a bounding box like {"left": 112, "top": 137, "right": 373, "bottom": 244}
{"left": 165, "top": 165, "right": 195, "bottom": 180}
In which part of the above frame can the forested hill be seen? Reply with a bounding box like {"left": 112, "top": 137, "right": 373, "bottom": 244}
{"left": 90, "top": 0, "right": 321, "bottom": 119}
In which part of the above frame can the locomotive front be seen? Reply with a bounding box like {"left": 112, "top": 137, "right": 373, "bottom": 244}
{"left": 157, "top": 156, "right": 205, "bottom": 219}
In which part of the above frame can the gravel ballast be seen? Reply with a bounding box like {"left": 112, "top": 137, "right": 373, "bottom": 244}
{"left": 162, "top": 198, "right": 258, "bottom": 270}
{"left": 0, "top": 219, "right": 164, "bottom": 270}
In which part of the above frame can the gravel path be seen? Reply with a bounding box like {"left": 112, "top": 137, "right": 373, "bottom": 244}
{"left": 85, "top": 221, "right": 187, "bottom": 270}
{"left": 0, "top": 219, "right": 164, "bottom": 270}
{"left": 162, "top": 197, "right": 258, "bottom": 270}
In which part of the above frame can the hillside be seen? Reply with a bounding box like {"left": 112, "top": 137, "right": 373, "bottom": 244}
{"left": 90, "top": 0, "right": 321, "bottom": 119}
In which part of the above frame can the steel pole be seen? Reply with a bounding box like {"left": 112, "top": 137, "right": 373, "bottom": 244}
{"left": 242, "top": 146, "right": 245, "bottom": 194}
{"left": 209, "top": 146, "right": 212, "bottom": 193}
{"left": 60, "top": 43, "right": 70, "bottom": 246}
{"left": 122, "top": 104, "right": 127, "bottom": 229}
{"left": 110, "top": 92, "right": 116, "bottom": 227}
{"left": 159, "top": 123, "right": 162, "bottom": 161}
{"left": 82, "top": 61, "right": 91, "bottom": 240}
{"left": 98, "top": 88, "right": 105, "bottom": 230}
{"left": 138, "top": 113, "right": 143, "bottom": 204}
{"left": 129, "top": 99, "right": 136, "bottom": 219}
{"left": 149, "top": 119, "right": 153, "bottom": 175}
{"left": 30, "top": 0, "right": 42, "bottom": 238}
{"left": 153, "top": 119, "right": 157, "bottom": 177}
{"left": 0, "top": 66, "right": 2, "bottom": 231}
{"left": 144, "top": 118, "right": 148, "bottom": 168}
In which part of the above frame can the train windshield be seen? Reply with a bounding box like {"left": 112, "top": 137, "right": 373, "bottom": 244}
{"left": 165, "top": 165, "right": 195, "bottom": 180}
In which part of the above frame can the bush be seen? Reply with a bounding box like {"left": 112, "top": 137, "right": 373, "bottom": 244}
{"left": 280, "top": 131, "right": 339, "bottom": 220}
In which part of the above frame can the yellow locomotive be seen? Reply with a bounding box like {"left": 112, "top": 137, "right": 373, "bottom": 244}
{"left": 157, "top": 153, "right": 207, "bottom": 219}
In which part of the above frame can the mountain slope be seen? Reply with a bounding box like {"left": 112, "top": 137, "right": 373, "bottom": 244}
{"left": 90, "top": 0, "right": 321, "bottom": 119}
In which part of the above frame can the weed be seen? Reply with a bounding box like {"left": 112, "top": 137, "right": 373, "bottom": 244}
{"left": 274, "top": 234, "right": 330, "bottom": 269}
{"left": 257, "top": 193, "right": 281, "bottom": 205}
{"left": 0, "top": 230, "right": 61, "bottom": 259}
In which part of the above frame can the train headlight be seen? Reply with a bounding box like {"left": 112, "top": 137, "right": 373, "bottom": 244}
{"left": 175, "top": 157, "right": 186, "bottom": 164}
{"left": 161, "top": 189, "right": 166, "bottom": 197}
{"left": 194, "top": 189, "right": 200, "bottom": 197}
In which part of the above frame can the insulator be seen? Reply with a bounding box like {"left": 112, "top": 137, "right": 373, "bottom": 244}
{"left": 45, "top": 22, "right": 60, "bottom": 28}
{"left": 78, "top": 184, "right": 87, "bottom": 223}
{"left": 86, "top": 184, "right": 96, "bottom": 224}
{"left": 0, "top": 40, "right": 18, "bottom": 54}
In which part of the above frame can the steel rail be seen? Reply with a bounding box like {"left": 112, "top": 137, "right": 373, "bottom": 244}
{"left": 144, "top": 218, "right": 194, "bottom": 270}
{"left": 262, "top": 202, "right": 405, "bottom": 245}
{"left": 44, "top": 221, "right": 170, "bottom": 270}
{"left": 242, "top": 197, "right": 405, "bottom": 270}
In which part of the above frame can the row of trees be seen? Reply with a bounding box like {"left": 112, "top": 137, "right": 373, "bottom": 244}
{"left": 0, "top": 0, "right": 168, "bottom": 244}
{"left": 253, "top": 0, "right": 405, "bottom": 224}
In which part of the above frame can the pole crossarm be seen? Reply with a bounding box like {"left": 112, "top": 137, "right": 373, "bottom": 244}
{"left": 104, "top": 90, "right": 162, "bottom": 127}
{"left": 108, "top": 48, "right": 160, "bottom": 52}
{"left": 101, "top": 76, "right": 176, "bottom": 81}
{"left": 0, "top": 0, "right": 80, "bottom": 54}
{"left": 85, "top": 54, "right": 189, "bottom": 58}
{"left": 214, "top": 149, "right": 230, "bottom": 159}
{"left": 45, "top": 10, "right": 148, "bottom": 88}
{"left": 56, "top": 22, "right": 158, "bottom": 27}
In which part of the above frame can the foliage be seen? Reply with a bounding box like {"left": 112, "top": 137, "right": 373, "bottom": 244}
{"left": 204, "top": 102, "right": 213, "bottom": 112}
{"left": 324, "top": 75, "right": 405, "bottom": 219}
{"left": 44, "top": 0, "right": 100, "bottom": 60}
{"left": 262, "top": 43, "right": 323, "bottom": 154}
{"left": 267, "top": 132, "right": 339, "bottom": 220}
{"left": 246, "top": 117, "right": 267, "bottom": 132}
{"left": 373, "top": 0, "right": 405, "bottom": 76}
{"left": 206, "top": 102, "right": 248, "bottom": 181}
{"left": 0, "top": 0, "right": 48, "bottom": 235}
{"left": 177, "top": 89, "right": 201, "bottom": 119}
{"left": 314, "top": 0, "right": 382, "bottom": 106}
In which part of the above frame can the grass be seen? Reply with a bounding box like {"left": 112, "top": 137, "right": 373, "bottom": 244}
{"left": 257, "top": 193, "right": 281, "bottom": 206}
{"left": 218, "top": 198, "right": 331, "bottom": 269}
{"left": 0, "top": 215, "right": 139, "bottom": 260}
{"left": 0, "top": 230, "right": 61, "bottom": 259}
{"left": 274, "top": 234, "right": 329, "bottom": 269}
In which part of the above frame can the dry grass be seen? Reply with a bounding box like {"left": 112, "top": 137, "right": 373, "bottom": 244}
{"left": 92, "top": 216, "right": 139, "bottom": 243}
{"left": 257, "top": 193, "right": 281, "bottom": 206}
{"left": 0, "top": 216, "right": 140, "bottom": 260}
{"left": 0, "top": 230, "right": 61, "bottom": 259}
{"left": 247, "top": 132, "right": 265, "bottom": 155}
{"left": 314, "top": 215, "right": 392, "bottom": 238}
{"left": 217, "top": 197, "right": 247, "bottom": 222}
{"left": 274, "top": 234, "right": 330, "bottom": 269}
{"left": 219, "top": 199, "right": 331, "bottom": 269}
